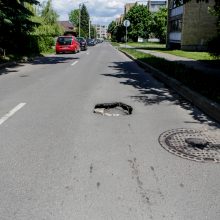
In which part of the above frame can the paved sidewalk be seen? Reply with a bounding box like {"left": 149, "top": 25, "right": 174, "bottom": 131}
{"left": 120, "top": 44, "right": 220, "bottom": 76}
{"left": 119, "top": 44, "right": 220, "bottom": 123}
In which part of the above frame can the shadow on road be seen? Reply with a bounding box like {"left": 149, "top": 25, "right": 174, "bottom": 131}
{"left": 31, "top": 56, "right": 79, "bottom": 65}
{"left": 102, "top": 61, "right": 219, "bottom": 128}
{"left": 0, "top": 56, "right": 78, "bottom": 76}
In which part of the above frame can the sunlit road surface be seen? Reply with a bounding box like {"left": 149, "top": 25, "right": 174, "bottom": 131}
{"left": 0, "top": 43, "right": 219, "bottom": 220}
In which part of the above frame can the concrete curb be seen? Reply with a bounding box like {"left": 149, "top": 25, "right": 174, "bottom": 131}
{"left": 120, "top": 49, "right": 220, "bottom": 124}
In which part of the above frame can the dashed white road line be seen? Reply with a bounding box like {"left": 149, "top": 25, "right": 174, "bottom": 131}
{"left": 71, "top": 61, "right": 79, "bottom": 66}
{"left": 0, "top": 103, "right": 26, "bottom": 126}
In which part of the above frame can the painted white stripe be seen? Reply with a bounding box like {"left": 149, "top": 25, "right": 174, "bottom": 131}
{"left": 71, "top": 61, "right": 78, "bottom": 66}
{"left": 0, "top": 103, "right": 26, "bottom": 126}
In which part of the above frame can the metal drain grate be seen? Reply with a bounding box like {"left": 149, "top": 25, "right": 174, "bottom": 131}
{"left": 158, "top": 128, "right": 220, "bottom": 163}
{"left": 94, "top": 102, "right": 133, "bottom": 116}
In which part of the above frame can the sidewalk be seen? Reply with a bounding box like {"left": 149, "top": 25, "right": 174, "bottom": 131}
{"left": 119, "top": 44, "right": 220, "bottom": 123}
{"left": 120, "top": 44, "right": 220, "bottom": 76}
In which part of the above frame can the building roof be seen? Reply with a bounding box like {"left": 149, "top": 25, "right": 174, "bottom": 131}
{"left": 58, "top": 21, "right": 75, "bottom": 32}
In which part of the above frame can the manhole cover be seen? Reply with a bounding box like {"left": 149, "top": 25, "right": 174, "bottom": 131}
{"left": 158, "top": 128, "right": 220, "bottom": 163}
{"left": 94, "top": 102, "right": 132, "bottom": 116}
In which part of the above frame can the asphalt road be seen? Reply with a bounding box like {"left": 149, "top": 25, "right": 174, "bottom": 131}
{"left": 0, "top": 42, "right": 219, "bottom": 220}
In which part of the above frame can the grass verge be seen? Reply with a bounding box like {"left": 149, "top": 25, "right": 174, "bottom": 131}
{"left": 126, "top": 42, "right": 218, "bottom": 61}
{"left": 120, "top": 48, "right": 220, "bottom": 104}
{"left": 110, "top": 42, "right": 120, "bottom": 47}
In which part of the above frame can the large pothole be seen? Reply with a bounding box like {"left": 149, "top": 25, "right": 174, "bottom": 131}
{"left": 159, "top": 128, "right": 220, "bottom": 163}
{"left": 94, "top": 102, "right": 133, "bottom": 116}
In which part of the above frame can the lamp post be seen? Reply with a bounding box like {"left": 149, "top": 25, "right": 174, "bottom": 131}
{"left": 78, "top": 1, "right": 88, "bottom": 37}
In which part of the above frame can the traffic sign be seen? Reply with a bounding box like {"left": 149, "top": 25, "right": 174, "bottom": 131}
{"left": 123, "top": 20, "right": 130, "bottom": 27}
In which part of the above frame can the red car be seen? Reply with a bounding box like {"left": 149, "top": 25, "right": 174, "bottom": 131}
{"left": 56, "top": 36, "right": 80, "bottom": 54}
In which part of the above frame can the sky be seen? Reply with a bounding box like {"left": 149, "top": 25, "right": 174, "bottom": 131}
{"left": 38, "top": 0, "right": 146, "bottom": 25}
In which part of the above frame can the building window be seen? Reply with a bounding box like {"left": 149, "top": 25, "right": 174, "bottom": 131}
{"left": 170, "top": 19, "right": 182, "bottom": 32}
{"left": 172, "top": 0, "right": 183, "bottom": 8}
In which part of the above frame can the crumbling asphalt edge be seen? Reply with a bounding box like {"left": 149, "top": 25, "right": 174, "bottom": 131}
{"left": 120, "top": 49, "right": 220, "bottom": 124}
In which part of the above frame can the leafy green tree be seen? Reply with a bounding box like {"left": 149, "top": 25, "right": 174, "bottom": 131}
{"left": 108, "top": 21, "right": 116, "bottom": 34}
{"left": 32, "top": 0, "right": 62, "bottom": 52}
{"left": 124, "top": 4, "right": 152, "bottom": 42}
{"left": 90, "top": 25, "right": 97, "bottom": 39}
{"left": 0, "top": 0, "right": 39, "bottom": 54}
{"left": 69, "top": 9, "right": 80, "bottom": 33}
{"left": 151, "top": 7, "right": 168, "bottom": 43}
{"left": 107, "top": 21, "right": 117, "bottom": 41}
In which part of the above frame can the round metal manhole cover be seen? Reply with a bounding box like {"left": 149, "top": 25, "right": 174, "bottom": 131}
{"left": 94, "top": 102, "right": 133, "bottom": 116}
{"left": 158, "top": 128, "right": 220, "bottom": 163}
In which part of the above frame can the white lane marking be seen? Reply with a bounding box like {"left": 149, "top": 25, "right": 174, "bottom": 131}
{"left": 71, "top": 61, "right": 79, "bottom": 66}
{"left": 0, "top": 103, "right": 26, "bottom": 126}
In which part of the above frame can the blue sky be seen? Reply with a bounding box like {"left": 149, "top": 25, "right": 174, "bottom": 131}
{"left": 38, "top": 0, "right": 135, "bottom": 25}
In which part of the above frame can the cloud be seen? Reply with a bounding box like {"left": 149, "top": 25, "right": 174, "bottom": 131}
{"left": 38, "top": 0, "right": 129, "bottom": 24}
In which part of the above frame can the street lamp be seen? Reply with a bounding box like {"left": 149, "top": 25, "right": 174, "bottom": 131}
{"left": 79, "top": 1, "right": 88, "bottom": 37}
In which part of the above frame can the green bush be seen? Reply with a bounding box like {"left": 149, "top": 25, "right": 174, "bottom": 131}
{"left": 37, "top": 35, "right": 55, "bottom": 53}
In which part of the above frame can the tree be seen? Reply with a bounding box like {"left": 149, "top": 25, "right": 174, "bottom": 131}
{"left": 151, "top": 7, "right": 168, "bottom": 43}
{"left": 69, "top": 9, "right": 80, "bottom": 31}
{"left": 40, "top": 0, "right": 61, "bottom": 36}
{"left": 31, "top": 0, "right": 63, "bottom": 52}
{"left": 0, "top": 0, "right": 39, "bottom": 54}
{"left": 107, "top": 21, "right": 117, "bottom": 41}
{"left": 90, "top": 25, "right": 97, "bottom": 39}
{"left": 69, "top": 9, "right": 79, "bottom": 26}
{"left": 80, "top": 4, "right": 90, "bottom": 37}
{"left": 124, "top": 4, "right": 152, "bottom": 42}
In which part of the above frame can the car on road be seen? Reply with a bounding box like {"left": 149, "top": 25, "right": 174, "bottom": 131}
{"left": 56, "top": 36, "right": 80, "bottom": 54}
{"left": 76, "top": 37, "right": 87, "bottom": 51}
{"left": 87, "top": 38, "right": 96, "bottom": 46}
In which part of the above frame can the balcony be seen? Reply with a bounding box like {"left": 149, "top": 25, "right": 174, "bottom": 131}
{"left": 170, "top": 6, "right": 183, "bottom": 17}
{"left": 169, "top": 32, "right": 181, "bottom": 42}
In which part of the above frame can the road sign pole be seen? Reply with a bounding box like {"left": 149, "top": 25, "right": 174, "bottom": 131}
{"left": 125, "top": 26, "right": 128, "bottom": 48}
{"left": 123, "top": 20, "right": 130, "bottom": 49}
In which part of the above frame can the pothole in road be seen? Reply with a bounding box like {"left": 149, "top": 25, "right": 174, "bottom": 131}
{"left": 94, "top": 102, "right": 133, "bottom": 116}
{"left": 158, "top": 128, "right": 220, "bottom": 163}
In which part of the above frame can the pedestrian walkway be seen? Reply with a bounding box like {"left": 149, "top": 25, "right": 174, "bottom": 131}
{"left": 120, "top": 44, "right": 220, "bottom": 76}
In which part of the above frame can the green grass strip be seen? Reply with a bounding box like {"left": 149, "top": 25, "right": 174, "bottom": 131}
{"left": 120, "top": 48, "right": 220, "bottom": 104}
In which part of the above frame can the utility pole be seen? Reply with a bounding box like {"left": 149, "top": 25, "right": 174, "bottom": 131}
{"left": 89, "top": 19, "right": 91, "bottom": 39}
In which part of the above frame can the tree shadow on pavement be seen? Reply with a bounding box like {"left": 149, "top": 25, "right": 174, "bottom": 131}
{"left": 0, "top": 64, "right": 22, "bottom": 75}
{"left": 102, "top": 61, "right": 219, "bottom": 128}
{"left": 31, "top": 56, "right": 79, "bottom": 65}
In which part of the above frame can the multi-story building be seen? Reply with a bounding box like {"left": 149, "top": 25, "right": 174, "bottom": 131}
{"left": 147, "top": 0, "right": 167, "bottom": 12}
{"left": 94, "top": 24, "right": 108, "bottom": 39}
{"left": 167, "top": 0, "right": 217, "bottom": 51}
{"left": 124, "top": 3, "right": 135, "bottom": 15}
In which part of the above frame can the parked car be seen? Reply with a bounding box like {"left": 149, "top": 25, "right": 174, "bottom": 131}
{"left": 87, "top": 38, "right": 96, "bottom": 46}
{"left": 76, "top": 37, "right": 87, "bottom": 51}
{"left": 56, "top": 36, "right": 80, "bottom": 54}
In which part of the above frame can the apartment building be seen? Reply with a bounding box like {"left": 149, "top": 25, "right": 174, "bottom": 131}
{"left": 148, "top": 0, "right": 167, "bottom": 12}
{"left": 94, "top": 24, "right": 108, "bottom": 39}
{"left": 167, "top": 0, "right": 217, "bottom": 51}
{"left": 124, "top": 3, "right": 135, "bottom": 15}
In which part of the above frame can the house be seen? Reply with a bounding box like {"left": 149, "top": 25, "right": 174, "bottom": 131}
{"left": 166, "top": 0, "right": 217, "bottom": 51}
{"left": 58, "top": 21, "right": 77, "bottom": 36}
